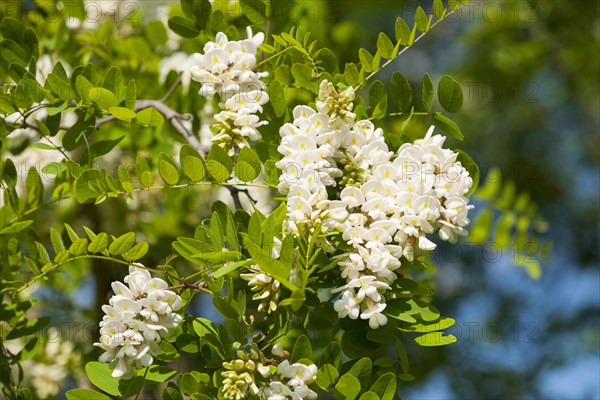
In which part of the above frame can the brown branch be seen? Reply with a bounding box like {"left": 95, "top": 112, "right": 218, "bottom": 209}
{"left": 227, "top": 186, "right": 257, "bottom": 210}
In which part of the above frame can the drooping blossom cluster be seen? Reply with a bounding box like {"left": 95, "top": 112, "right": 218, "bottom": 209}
{"left": 276, "top": 80, "right": 474, "bottom": 329}
{"left": 94, "top": 265, "right": 183, "bottom": 378}
{"left": 260, "top": 344, "right": 318, "bottom": 400}
{"left": 190, "top": 27, "right": 269, "bottom": 148}
{"left": 240, "top": 237, "right": 283, "bottom": 314}
{"left": 221, "top": 343, "right": 270, "bottom": 400}
{"left": 219, "top": 342, "right": 317, "bottom": 400}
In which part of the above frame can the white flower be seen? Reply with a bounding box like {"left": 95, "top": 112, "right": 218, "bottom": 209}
{"left": 190, "top": 27, "right": 269, "bottom": 144}
{"left": 95, "top": 265, "right": 183, "bottom": 378}
{"left": 274, "top": 79, "right": 474, "bottom": 330}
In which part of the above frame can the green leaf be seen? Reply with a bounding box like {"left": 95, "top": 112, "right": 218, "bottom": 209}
{"left": 109, "top": 106, "right": 136, "bottom": 122}
{"left": 395, "top": 16, "right": 411, "bottom": 45}
{"left": 421, "top": 73, "right": 434, "bottom": 112}
{"left": 69, "top": 238, "right": 88, "bottom": 256}
{"left": 206, "top": 160, "right": 229, "bottom": 182}
{"left": 291, "top": 63, "right": 313, "bottom": 87}
{"left": 344, "top": 63, "right": 360, "bottom": 87}
{"left": 85, "top": 362, "right": 122, "bottom": 396}
{"left": 145, "top": 20, "right": 168, "bottom": 46}
{"left": 126, "top": 80, "right": 136, "bottom": 109}
{"left": 316, "top": 364, "right": 339, "bottom": 390}
{"left": 359, "top": 393, "right": 381, "bottom": 400}
{"left": 240, "top": 0, "right": 266, "bottom": 24}
{"left": 159, "top": 153, "right": 180, "bottom": 186}
{"left": 234, "top": 161, "right": 257, "bottom": 183}
{"left": 437, "top": 75, "right": 463, "bottom": 113}
{"left": 376, "top": 32, "right": 395, "bottom": 59}
{"left": 369, "top": 372, "right": 396, "bottom": 400}
{"left": 138, "top": 365, "right": 177, "bottom": 383}
{"left": 88, "top": 232, "right": 109, "bottom": 253}
{"left": 123, "top": 241, "right": 149, "bottom": 261}
{"left": 434, "top": 0, "right": 447, "bottom": 19}
{"left": 368, "top": 80, "right": 387, "bottom": 120}
{"left": 66, "top": 389, "right": 111, "bottom": 400}
{"left": 241, "top": 233, "right": 295, "bottom": 290}
{"left": 213, "top": 296, "right": 239, "bottom": 320}
{"left": 414, "top": 331, "right": 457, "bottom": 346}
{"left": 271, "top": 81, "right": 286, "bottom": 117}
{"left": 182, "top": 156, "right": 206, "bottom": 182}
{"left": 36, "top": 241, "right": 51, "bottom": 265}
{"left": 108, "top": 232, "right": 136, "bottom": 255}
{"left": 75, "top": 75, "right": 94, "bottom": 101}
{"left": 31, "top": 141, "right": 58, "bottom": 149}
{"left": 207, "top": 144, "right": 233, "bottom": 172}
{"left": 274, "top": 65, "right": 291, "bottom": 84}
{"left": 0, "top": 39, "right": 28, "bottom": 67}
{"left": 45, "top": 74, "right": 72, "bottom": 102}
{"left": 7, "top": 317, "right": 50, "bottom": 340}
{"left": 319, "top": 342, "right": 342, "bottom": 369}
{"left": 140, "top": 171, "right": 155, "bottom": 188}
{"left": 163, "top": 386, "right": 183, "bottom": 400}
{"left": 1, "top": 18, "right": 26, "bottom": 44}
{"left": 432, "top": 113, "right": 464, "bottom": 140}
{"left": 391, "top": 72, "right": 412, "bottom": 112}
{"left": 235, "top": 147, "right": 261, "bottom": 182}
{"left": 214, "top": 260, "right": 251, "bottom": 278}
{"left": 455, "top": 149, "right": 479, "bottom": 196}
{"left": 103, "top": 67, "right": 123, "bottom": 97}
{"left": 264, "top": 159, "right": 280, "bottom": 187}
{"left": 26, "top": 167, "right": 43, "bottom": 206}
{"left": 335, "top": 374, "right": 361, "bottom": 400}
{"left": 50, "top": 227, "right": 65, "bottom": 253}
{"left": 168, "top": 16, "right": 200, "bottom": 38}
{"left": 291, "top": 335, "right": 312, "bottom": 362}
{"left": 88, "top": 87, "right": 117, "bottom": 110}
{"left": 52, "top": 62, "right": 69, "bottom": 81}
{"left": 348, "top": 358, "right": 372, "bottom": 390}
{"left": 358, "top": 48, "right": 374, "bottom": 72}
{"left": 515, "top": 258, "right": 542, "bottom": 280}
{"left": 135, "top": 107, "right": 165, "bottom": 127}
{"left": 495, "top": 212, "right": 515, "bottom": 249}
{"left": 192, "top": 0, "right": 212, "bottom": 29}
{"left": 0, "top": 220, "right": 33, "bottom": 235}
{"left": 415, "top": 6, "right": 429, "bottom": 32}
{"left": 178, "top": 373, "right": 200, "bottom": 395}
{"left": 315, "top": 48, "right": 338, "bottom": 74}
{"left": 41, "top": 162, "right": 67, "bottom": 175}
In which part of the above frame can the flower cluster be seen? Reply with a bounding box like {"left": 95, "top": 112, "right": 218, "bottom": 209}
{"left": 262, "top": 344, "right": 318, "bottom": 400}
{"left": 275, "top": 85, "right": 348, "bottom": 235}
{"left": 190, "top": 27, "right": 269, "bottom": 148}
{"left": 221, "top": 344, "right": 270, "bottom": 400}
{"left": 276, "top": 80, "right": 474, "bottom": 329}
{"left": 94, "top": 265, "right": 183, "bottom": 378}
{"left": 29, "top": 332, "right": 80, "bottom": 399}
{"left": 240, "top": 237, "right": 282, "bottom": 314}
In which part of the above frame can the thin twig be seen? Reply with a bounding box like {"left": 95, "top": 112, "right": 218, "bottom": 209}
{"left": 161, "top": 74, "right": 183, "bottom": 102}
{"left": 227, "top": 186, "right": 244, "bottom": 210}
{"left": 226, "top": 186, "right": 257, "bottom": 210}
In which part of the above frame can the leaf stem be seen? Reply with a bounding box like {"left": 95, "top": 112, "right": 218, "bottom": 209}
{"left": 359, "top": 1, "right": 471, "bottom": 88}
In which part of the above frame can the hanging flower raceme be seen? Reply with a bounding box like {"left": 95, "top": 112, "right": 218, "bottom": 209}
{"left": 190, "top": 27, "right": 269, "bottom": 148}
{"left": 94, "top": 265, "right": 183, "bottom": 378}
{"left": 260, "top": 344, "right": 318, "bottom": 400}
{"left": 275, "top": 80, "right": 475, "bottom": 329}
